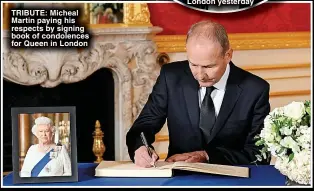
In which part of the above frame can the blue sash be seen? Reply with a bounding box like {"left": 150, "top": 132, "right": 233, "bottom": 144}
{"left": 31, "top": 149, "right": 53, "bottom": 177}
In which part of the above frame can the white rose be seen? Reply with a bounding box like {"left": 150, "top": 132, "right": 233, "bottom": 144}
{"left": 270, "top": 107, "right": 284, "bottom": 116}
{"left": 279, "top": 126, "right": 292, "bottom": 136}
{"left": 283, "top": 101, "right": 305, "bottom": 120}
{"left": 275, "top": 135, "right": 282, "bottom": 142}
{"left": 260, "top": 126, "right": 276, "bottom": 143}
{"left": 291, "top": 145, "right": 301, "bottom": 154}
{"left": 280, "top": 136, "right": 300, "bottom": 153}
{"left": 270, "top": 146, "right": 277, "bottom": 156}
{"left": 264, "top": 132, "right": 275, "bottom": 143}
{"left": 264, "top": 115, "right": 272, "bottom": 125}
{"left": 269, "top": 144, "right": 285, "bottom": 157}
{"left": 260, "top": 128, "right": 266, "bottom": 138}
{"left": 262, "top": 116, "right": 272, "bottom": 131}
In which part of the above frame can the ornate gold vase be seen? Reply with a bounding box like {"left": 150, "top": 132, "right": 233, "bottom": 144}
{"left": 92, "top": 120, "right": 106, "bottom": 163}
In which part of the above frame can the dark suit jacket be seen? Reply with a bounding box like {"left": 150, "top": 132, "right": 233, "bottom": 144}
{"left": 126, "top": 61, "right": 271, "bottom": 165}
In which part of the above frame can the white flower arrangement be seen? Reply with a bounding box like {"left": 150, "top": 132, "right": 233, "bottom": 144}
{"left": 254, "top": 101, "right": 311, "bottom": 185}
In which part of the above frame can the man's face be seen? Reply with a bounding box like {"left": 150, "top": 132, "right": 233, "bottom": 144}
{"left": 186, "top": 39, "right": 232, "bottom": 87}
{"left": 37, "top": 124, "right": 53, "bottom": 144}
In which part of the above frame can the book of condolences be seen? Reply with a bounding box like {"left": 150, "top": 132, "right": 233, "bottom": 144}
{"left": 95, "top": 161, "right": 249, "bottom": 178}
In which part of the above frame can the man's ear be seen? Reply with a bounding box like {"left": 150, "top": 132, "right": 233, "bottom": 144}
{"left": 225, "top": 48, "right": 233, "bottom": 61}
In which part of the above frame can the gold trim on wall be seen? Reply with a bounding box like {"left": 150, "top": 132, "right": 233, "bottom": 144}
{"left": 242, "top": 63, "right": 310, "bottom": 71}
{"left": 87, "top": 3, "right": 152, "bottom": 27}
{"left": 154, "top": 32, "right": 310, "bottom": 52}
{"left": 124, "top": 3, "right": 151, "bottom": 26}
{"left": 264, "top": 75, "right": 311, "bottom": 81}
{"left": 270, "top": 90, "right": 311, "bottom": 97}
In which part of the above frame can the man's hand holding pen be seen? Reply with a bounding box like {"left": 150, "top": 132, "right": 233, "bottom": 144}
{"left": 134, "top": 146, "right": 159, "bottom": 168}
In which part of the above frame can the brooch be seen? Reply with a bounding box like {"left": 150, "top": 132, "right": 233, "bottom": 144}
{"left": 49, "top": 146, "right": 62, "bottom": 159}
{"left": 49, "top": 151, "right": 58, "bottom": 159}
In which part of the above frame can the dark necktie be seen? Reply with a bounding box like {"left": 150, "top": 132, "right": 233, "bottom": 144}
{"left": 199, "top": 86, "right": 216, "bottom": 144}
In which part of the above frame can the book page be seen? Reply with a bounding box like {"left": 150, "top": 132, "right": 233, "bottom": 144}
{"left": 172, "top": 162, "right": 249, "bottom": 178}
{"left": 95, "top": 161, "right": 173, "bottom": 177}
{"left": 155, "top": 161, "right": 175, "bottom": 169}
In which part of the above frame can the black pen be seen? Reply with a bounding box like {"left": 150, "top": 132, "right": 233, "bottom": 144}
{"left": 140, "top": 132, "right": 156, "bottom": 168}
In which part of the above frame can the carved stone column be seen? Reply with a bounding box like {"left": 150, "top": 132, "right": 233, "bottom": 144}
{"left": 130, "top": 41, "right": 161, "bottom": 120}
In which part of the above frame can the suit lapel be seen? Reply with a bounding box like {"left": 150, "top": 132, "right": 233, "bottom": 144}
{"left": 181, "top": 65, "right": 200, "bottom": 129}
{"left": 180, "top": 62, "right": 244, "bottom": 143}
{"left": 207, "top": 63, "right": 243, "bottom": 143}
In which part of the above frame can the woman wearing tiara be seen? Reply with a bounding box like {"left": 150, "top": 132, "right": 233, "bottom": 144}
{"left": 20, "top": 116, "right": 72, "bottom": 177}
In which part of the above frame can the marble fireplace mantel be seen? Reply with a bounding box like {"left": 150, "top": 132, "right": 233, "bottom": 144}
{"left": 3, "top": 25, "right": 163, "bottom": 161}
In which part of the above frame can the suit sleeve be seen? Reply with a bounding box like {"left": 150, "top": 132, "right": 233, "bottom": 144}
{"left": 205, "top": 84, "right": 271, "bottom": 165}
{"left": 126, "top": 65, "right": 168, "bottom": 162}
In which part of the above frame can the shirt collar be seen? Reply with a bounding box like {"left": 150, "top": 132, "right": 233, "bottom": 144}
{"left": 213, "top": 63, "right": 230, "bottom": 91}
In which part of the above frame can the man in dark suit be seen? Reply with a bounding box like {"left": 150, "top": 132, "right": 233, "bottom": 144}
{"left": 126, "top": 20, "right": 271, "bottom": 167}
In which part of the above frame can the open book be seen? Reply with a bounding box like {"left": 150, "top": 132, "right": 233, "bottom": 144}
{"left": 95, "top": 161, "right": 249, "bottom": 178}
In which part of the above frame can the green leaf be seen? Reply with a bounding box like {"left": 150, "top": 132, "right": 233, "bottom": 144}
{"left": 306, "top": 107, "right": 311, "bottom": 115}
{"left": 261, "top": 146, "right": 268, "bottom": 152}
{"left": 254, "top": 135, "right": 260, "bottom": 140}
{"left": 304, "top": 100, "right": 311, "bottom": 115}
{"left": 255, "top": 139, "right": 265, "bottom": 146}
{"left": 288, "top": 153, "right": 294, "bottom": 162}
{"left": 300, "top": 115, "right": 310, "bottom": 126}
{"left": 271, "top": 123, "right": 279, "bottom": 134}
{"left": 262, "top": 152, "right": 267, "bottom": 159}
{"left": 277, "top": 147, "right": 285, "bottom": 154}
{"left": 255, "top": 155, "right": 262, "bottom": 162}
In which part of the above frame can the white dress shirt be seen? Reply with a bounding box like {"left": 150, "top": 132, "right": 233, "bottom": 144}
{"left": 198, "top": 64, "right": 230, "bottom": 117}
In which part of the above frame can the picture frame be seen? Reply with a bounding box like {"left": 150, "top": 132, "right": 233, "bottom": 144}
{"left": 11, "top": 106, "right": 78, "bottom": 184}
{"left": 88, "top": 3, "right": 124, "bottom": 24}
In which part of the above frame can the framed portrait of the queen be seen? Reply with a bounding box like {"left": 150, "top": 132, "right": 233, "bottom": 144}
{"left": 11, "top": 106, "right": 78, "bottom": 184}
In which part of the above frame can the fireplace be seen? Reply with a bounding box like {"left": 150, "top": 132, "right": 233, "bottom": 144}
{"left": 3, "top": 25, "right": 163, "bottom": 171}
{"left": 3, "top": 68, "right": 115, "bottom": 171}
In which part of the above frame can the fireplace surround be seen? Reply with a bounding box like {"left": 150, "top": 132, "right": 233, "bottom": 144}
{"left": 3, "top": 67, "right": 115, "bottom": 170}
{"left": 3, "top": 23, "right": 163, "bottom": 165}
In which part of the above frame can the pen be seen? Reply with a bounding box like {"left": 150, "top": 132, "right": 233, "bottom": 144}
{"left": 140, "top": 132, "right": 156, "bottom": 168}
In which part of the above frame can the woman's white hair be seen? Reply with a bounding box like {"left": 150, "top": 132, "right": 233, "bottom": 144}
{"left": 31, "top": 116, "right": 55, "bottom": 137}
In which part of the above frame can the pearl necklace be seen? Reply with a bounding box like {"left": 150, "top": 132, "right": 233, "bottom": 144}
{"left": 39, "top": 144, "right": 53, "bottom": 152}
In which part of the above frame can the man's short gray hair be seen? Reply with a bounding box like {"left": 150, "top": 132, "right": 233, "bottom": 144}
{"left": 186, "top": 20, "right": 230, "bottom": 56}
{"left": 31, "top": 116, "right": 55, "bottom": 137}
